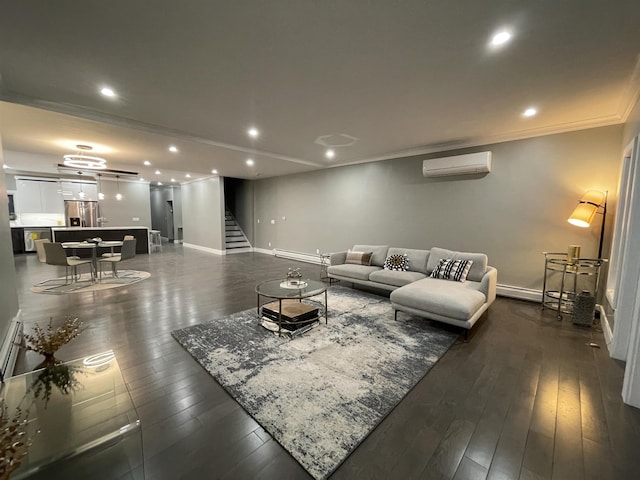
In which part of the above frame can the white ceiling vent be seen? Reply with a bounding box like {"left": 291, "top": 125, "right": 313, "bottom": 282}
{"left": 422, "top": 151, "right": 492, "bottom": 177}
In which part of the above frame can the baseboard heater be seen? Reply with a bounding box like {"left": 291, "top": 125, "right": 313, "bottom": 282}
{"left": 274, "top": 249, "right": 322, "bottom": 265}
{"left": 0, "top": 313, "right": 23, "bottom": 381}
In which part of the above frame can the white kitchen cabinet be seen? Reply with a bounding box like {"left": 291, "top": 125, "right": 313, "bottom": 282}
{"left": 61, "top": 181, "right": 98, "bottom": 201}
{"left": 39, "top": 181, "right": 65, "bottom": 213}
{"left": 15, "top": 179, "right": 64, "bottom": 214}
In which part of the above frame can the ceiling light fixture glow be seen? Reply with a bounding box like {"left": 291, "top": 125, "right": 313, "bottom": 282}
{"left": 211, "top": 169, "right": 218, "bottom": 174}
{"left": 171, "top": 178, "right": 176, "bottom": 182}
{"left": 155, "top": 170, "right": 161, "bottom": 175}
{"left": 157, "top": 182, "right": 163, "bottom": 186}
{"left": 169, "top": 146, "right": 178, "bottom": 153}
{"left": 325, "top": 149, "right": 335, "bottom": 159}
{"left": 523, "top": 107, "right": 538, "bottom": 117}
{"left": 140, "top": 178, "right": 145, "bottom": 182}
{"left": 490, "top": 31, "right": 512, "bottom": 46}
{"left": 100, "top": 87, "right": 116, "bottom": 97}
{"left": 144, "top": 160, "right": 151, "bottom": 166}
{"left": 248, "top": 127, "right": 259, "bottom": 138}
{"left": 246, "top": 159, "right": 255, "bottom": 166}
{"left": 185, "top": 173, "right": 191, "bottom": 178}
{"left": 63, "top": 154, "right": 107, "bottom": 170}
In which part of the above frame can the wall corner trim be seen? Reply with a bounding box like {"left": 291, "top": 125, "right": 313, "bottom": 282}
{"left": 496, "top": 284, "right": 542, "bottom": 302}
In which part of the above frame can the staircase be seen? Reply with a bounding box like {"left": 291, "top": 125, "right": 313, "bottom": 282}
{"left": 225, "top": 210, "right": 252, "bottom": 253}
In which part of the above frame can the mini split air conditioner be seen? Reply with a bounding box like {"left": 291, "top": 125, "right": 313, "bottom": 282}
{"left": 422, "top": 151, "right": 492, "bottom": 177}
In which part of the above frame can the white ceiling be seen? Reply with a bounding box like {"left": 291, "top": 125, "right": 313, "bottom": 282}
{"left": 1, "top": 1, "right": 639, "bottom": 183}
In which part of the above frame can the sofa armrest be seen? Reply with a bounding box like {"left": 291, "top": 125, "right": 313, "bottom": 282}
{"left": 330, "top": 251, "right": 348, "bottom": 266}
{"left": 480, "top": 266, "right": 498, "bottom": 304}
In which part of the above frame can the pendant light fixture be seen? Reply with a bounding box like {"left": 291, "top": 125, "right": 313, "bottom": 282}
{"left": 116, "top": 175, "right": 123, "bottom": 201}
{"left": 97, "top": 174, "right": 105, "bottom": 200}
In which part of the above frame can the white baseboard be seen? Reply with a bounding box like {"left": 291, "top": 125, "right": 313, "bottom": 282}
{"left": 253, "top": 247, "right": 275, "bottom": 256}
{"left": 598, "top": 303, "right": 614, "bottom": 347}
{"left": 496, "top": 284, "right": 542, "bottom": 302}
{"left": 182, "top": 243, "right": 226, "bottom": 256}
{"left": 274, "top": 249, "right": 322, "bottom": 265}
{"left": 0, "top": 310, "right": 23, "bottom": 380}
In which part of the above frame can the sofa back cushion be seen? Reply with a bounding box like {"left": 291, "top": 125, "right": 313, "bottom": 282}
{"left": 352, "top": 245, "right": 389, "bottom": 267}
{"left": 386, "top": 247, "right": 430, "bottom": 274}
{"left": 345, "top": 251, "right": 373, "bottom": 266}
{"left": 426, "top": 246, "right": 488, "bottom": 282}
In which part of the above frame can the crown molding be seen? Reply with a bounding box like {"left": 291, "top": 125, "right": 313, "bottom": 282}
{"left": 620, "top": 54, "right": 640, "bottom": 122}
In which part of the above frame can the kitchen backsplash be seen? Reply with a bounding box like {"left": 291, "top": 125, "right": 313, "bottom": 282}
{"left": 11, "top": 213, "right": 65, "bottom": 227}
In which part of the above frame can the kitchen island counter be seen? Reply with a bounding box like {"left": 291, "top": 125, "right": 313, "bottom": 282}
{"left": 52, "top": 227, "right": 149, "bottom": 254}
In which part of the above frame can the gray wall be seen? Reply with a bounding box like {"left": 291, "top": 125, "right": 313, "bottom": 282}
{"left": 150, "top": 185, "right": 182, "bottom": 240}
{"left": 252, "top": 125, "right": 623, "bottom": 289}
{"left": 98, "top": 179, "right": 152, "bottom": 228}
{"left": 182, "top": 177, "right": 225, "bottom": 250}
{"left": 224, "top": 178, "right": 254, "bottom": 244}
{"left": 0, "top": 138, "right": 20, "bottom": 350}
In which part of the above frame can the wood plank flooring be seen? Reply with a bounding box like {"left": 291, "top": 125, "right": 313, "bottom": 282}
{"left": 11, "top": 245, "right": 640, "bottom": 479}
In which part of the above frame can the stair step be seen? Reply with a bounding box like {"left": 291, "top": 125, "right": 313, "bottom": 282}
{"left": 226, "top": 246, "right": 252, "bottom": 254}
{"left": 226, "top": 238, "right": 248, "bottom": 244}
{"left": 226, "top": 242, "right": 251, "bottom": 249}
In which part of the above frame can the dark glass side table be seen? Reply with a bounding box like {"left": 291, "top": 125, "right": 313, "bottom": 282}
{"left": 541, "top": 252, "right": 606, "bottom": 320}
{"left": 1, "top": 351, "right": 143, "bottom": 479}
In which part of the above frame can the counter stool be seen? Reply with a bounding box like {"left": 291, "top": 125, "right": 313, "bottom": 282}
{"left": 150, "top": 230, "right": 162, "bottom": 252}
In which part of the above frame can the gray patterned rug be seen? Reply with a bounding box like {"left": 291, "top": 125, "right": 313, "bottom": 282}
{"left": 172, "top": 286, "right": 458, "bottom": 479}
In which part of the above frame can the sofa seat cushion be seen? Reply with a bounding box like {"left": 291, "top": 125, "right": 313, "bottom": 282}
{"left": 369, "top": 269, "right": 427, "bottom": 287}
{"left": 328, "top": 264, "right": 382, "bottom": 281}
{"left": 390, "top": 278, "right": 486, "bottom": 321}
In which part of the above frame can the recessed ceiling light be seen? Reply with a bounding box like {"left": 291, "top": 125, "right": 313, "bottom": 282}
{"left": 116, "top": 193, "right": 123, "bottom": 201}
{"left": 171, "top": 178, "right": 176, "bottom": 182}
{"left": 523, "top": 107, "right": 538, "bottom": 117}
{"left": 490, "top": 31, "right": 512, "bottom": 47}
{"left": 143, "top": 160, "right": 151, "bottom": 166}
{"left": 2, "top": 165, "right": 8, "bottom": 169}
{"left": 140, "top": 178, "right": 145, "bottom": 182}
{"left": 246, "top": 159, "right": 255, "bottom": 166}
{"left": 325, "top": 149, "right": 335, "bottom": 159}
{"left": 98, "top": 192, "right": 105, "bottom": 200}
{"left": 169, "top": 146, "right": 178, "bottom": 153}
{"left": 211, "top": 169, "right": 218, "bottom": 174}
{"left": 185, "top": 173, "right": 191, "bottom": 178}
{"left": 100, "top": 87, "right": 116, "bottom": 98}
{"left": 248, "top": 127, "right": 259, "bottom": 138}
{"left": 155, "top": 170, "right": 161, "bottom": 175}
{"left": 158, "top": 182, "right": 163, "bottom": 186}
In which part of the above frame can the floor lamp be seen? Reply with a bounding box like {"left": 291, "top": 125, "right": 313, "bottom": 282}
{"left": 567, "top": 190, "right": 608, "bottom": 259}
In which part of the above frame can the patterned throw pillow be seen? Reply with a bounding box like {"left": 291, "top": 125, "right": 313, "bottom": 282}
{"left": 430, "top": 258, "right": 473, "bottom": 282}
{"left": 383, "top": 253, "right": 409, "bottom": 271}
{"left": 345, "top": 251, "right": 373, "bottom": 266}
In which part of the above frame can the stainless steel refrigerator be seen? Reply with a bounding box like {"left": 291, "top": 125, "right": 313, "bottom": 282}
{"left": 65, "top": 200, "right": 99, "bottom": 227}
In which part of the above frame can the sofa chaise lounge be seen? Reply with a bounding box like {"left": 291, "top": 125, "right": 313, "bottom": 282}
{"left": 328, "top": 245, "right": 497, "bottom": 338}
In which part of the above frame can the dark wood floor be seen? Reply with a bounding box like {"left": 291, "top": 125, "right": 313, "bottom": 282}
{"left": 12, "top": 244, "right": 640, "bottom": 479}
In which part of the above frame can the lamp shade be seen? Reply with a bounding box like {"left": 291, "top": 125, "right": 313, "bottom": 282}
{"left": 567, "top": 190, "right": 605, "bottom": 227}
{"left": 568, "top": 202, "right": 598, "bottom": 227}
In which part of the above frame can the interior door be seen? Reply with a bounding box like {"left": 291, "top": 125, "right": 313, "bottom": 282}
{"left": 165, "top": 200, "right": 174, "bottom": 241}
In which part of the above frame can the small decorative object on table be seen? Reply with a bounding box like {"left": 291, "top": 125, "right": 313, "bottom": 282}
{"left": 284, "top": 267, "right": 306, "bottom": 288}
{"left": 567, "top": 245, "right": 581, "bottom": 264}
{"left": 23, "top": 316, "right": 84, "bottom": 369}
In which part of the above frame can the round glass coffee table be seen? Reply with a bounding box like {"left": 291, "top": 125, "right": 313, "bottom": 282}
{"left": 255, "top": 279, "right": 328, "bottom": 336}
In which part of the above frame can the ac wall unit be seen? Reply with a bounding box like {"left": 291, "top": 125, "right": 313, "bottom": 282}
{"left": 422, "top": 151, "right": 492, "bottom": 177}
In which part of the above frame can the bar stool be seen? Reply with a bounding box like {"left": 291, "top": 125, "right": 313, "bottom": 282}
{"left": 150, "top": 230, "right": 162, "bottom": 252}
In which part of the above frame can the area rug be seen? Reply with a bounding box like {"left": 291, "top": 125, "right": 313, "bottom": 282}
{"left": 31, "top": 270, "right": 151, "bottom": 295}
{"left": 172, "top": 286, "right": 458, "bottom": 479}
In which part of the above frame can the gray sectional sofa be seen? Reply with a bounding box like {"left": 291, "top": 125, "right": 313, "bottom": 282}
{"left": 328, "top": 245, "right": 497, "bottom": 337}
